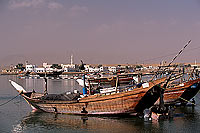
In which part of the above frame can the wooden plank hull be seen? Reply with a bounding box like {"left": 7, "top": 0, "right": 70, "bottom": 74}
{"left": 179, "top": 80, "right": 200, "bottom": 104}
{"left": 154, "top": 78, "right": 200, "bottom": 105}
{"left": 20, "top": 78, "right": 166, "bottom": 115}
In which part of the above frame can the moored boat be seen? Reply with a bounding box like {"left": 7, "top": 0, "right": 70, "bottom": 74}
{"left": 10, "top": 77, "right": 166, "bottom": 115}
{"left": 154, "top": 78, "right": 200, "bottom": 106}
{"left": 36, "top": 71, "right": 63, "bottom": 77}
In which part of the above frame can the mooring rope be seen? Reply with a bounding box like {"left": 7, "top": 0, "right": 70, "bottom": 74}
{"left": 179, "top": 97, "right": 196, "bottom": 106}
{"left": 0, "top": 93, "right": 20, "bottom": 107}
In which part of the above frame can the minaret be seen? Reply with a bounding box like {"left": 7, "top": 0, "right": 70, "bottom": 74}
{"left": 70, "top": 55, "right": 73, "bottom": 65}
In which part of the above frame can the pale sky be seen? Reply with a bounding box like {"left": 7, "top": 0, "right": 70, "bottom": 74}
{"left": 0, "top": 0, "right": 200, "bottom": 66}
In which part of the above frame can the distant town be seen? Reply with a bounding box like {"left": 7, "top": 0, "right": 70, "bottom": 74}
{"left": 1, "top": 56, "right": 200, "bottom": 76}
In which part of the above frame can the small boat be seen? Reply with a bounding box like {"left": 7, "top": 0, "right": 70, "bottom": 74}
{"left": 9, "top": 77, "right": 166, "bottom": 115}
{"left": 150, "top": 77, "right": 200, "bottom": 121}
{"left": 36, "top": 71, "right": 63, "bottom": 77}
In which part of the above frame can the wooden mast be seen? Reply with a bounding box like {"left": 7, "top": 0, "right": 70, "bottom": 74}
{"left": 158, "top": 40, "right": 191, "bottom": 111}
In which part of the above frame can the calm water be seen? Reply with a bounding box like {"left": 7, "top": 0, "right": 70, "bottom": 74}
{"left": 0, "top": 75, "right": 200, "bottom": 133}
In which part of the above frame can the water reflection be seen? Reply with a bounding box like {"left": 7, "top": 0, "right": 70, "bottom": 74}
{"left": 13, "top": 107, "right": 199, "bottom": 133}
{"left": 13, "top": 112, "right": 152, "bottom": 132}
{"left": 12, "top": 77, "right": 83, "bottom": 94}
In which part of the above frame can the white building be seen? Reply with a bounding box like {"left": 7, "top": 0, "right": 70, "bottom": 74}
{"left": 99, "top": 66, "right": 108, "bottom": 72}
{"left": 25, "top": 64, "right": 36, "bottom": 72}
{"left": 35, "top": 67, "right": 45, "bottom": 73}
{"left": 63, "top": 67, "right": 77, "bottom": 72}
{"left": 83, "top": 65, "right": 103, "bottom": 72}
{"left": 84, "top": 65, "right": 91, "bottom": 72}
{"left": 88, "top": 67, "right": 100, "bottom": 73}
{"left": 191, "top": 60, "right": 200, "bottom": 71}
{"left": 61, "top": 64, "right": 76, "bottom": 69}
{"left": 108, "top": 66, "right": 117, "bottom": 72}
{"left": 35, "top": 67, "right": 55, "bottom": 73}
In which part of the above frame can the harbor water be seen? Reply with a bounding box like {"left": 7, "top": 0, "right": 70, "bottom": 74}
{"left": 1, "top": 75, "right": 200, "bottom": 133}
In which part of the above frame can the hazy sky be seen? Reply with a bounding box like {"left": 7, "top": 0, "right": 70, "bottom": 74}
{"left": 1, "top": 0, "right": 200, "bottom": 66}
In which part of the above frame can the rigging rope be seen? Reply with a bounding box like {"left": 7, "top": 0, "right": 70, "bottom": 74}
{"left": 0, "top": 93, "right": 20, "bottom": 107}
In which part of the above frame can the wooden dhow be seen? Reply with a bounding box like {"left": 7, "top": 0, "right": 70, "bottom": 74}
{"left": 10, "top": 78, "right": 166, "bottom": 115}
{"left": 154, "top": 78, "right": 200, "bottom": 106}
